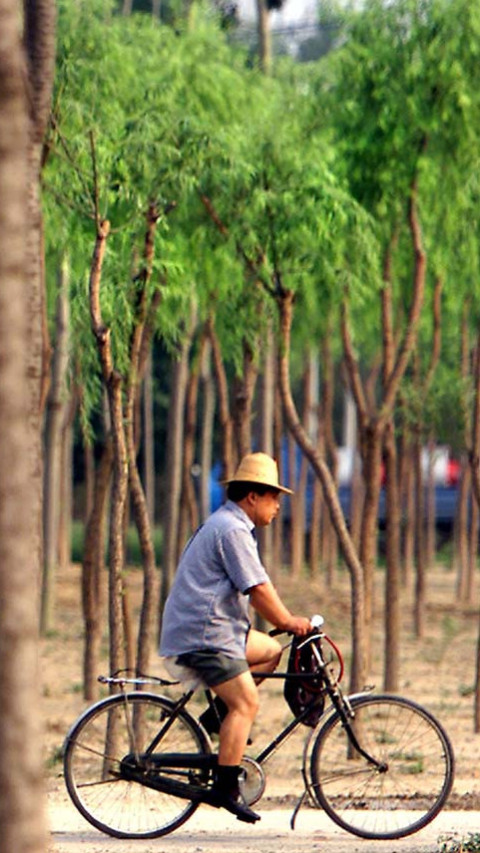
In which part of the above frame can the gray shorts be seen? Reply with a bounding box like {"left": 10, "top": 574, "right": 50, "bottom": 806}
{"left": 176, "top": 649, "right": 249, "bottom": 687}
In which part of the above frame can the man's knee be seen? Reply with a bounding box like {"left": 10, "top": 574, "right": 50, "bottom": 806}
{"left": 216, "top": 674, "right": 259, "bottom": 720}
{"left": 246, "top": 629, "right": 282, "bottom": 671}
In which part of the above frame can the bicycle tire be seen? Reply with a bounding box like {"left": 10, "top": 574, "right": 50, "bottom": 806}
{"left": 63, "top": 692, "right": 212, "bottom": 839}
{"left": 309, "top": 693, "right": 454, "bottom": 840}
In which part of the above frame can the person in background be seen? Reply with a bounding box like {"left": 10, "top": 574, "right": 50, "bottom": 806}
{"left": 160, "top": 452, "right": 311, "bottom": 824}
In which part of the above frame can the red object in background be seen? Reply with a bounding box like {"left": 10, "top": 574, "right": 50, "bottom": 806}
{"left": 446, "top": 458, "right": 460, "bottom": 488}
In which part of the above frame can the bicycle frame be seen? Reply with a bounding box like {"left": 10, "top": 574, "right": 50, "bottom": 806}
{"left": 117, "top": 630, "right": 382, "bottom": 798}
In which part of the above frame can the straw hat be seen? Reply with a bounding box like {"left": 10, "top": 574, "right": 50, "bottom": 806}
{"left": 224, "top": 452, "right": 293, "bottom": 495}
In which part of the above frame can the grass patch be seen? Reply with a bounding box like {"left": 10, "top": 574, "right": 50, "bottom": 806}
{"left": 71, "top": 520, "right": 163, "bottom": 566}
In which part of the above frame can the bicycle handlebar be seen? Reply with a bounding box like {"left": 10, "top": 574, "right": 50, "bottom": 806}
{"left": 269, "top": 613, "right": 324, "bottom": 637}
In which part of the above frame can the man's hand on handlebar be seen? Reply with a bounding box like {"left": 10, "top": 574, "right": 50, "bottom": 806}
{"left": 283, "top": 615, "right": 312, "bottom": 636}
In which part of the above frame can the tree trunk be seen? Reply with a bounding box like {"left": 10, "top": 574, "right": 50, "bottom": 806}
{"left": 208, "top": 318, "right": 234, "bottom": 480}
{"left": 178, "top": 335, "right": 204, "bottom": 550}
{"left": 0, "top": 5, "right": 48, "bottom": 847}
{"left": 41, "top": 255, "right": 70, "bottom": 633}
{"left": 142, "top": 351, "right": 155, "bottom": 525}
{"left": 58, "top": 390, "right": 76, "bottom": 570}
{"left": 342, "top": 195, "right": 426, "bottom": 663}
{"left": 320, "top": 335, "right": 338, "bottom": 582}
{"left": 255, "top": 323, "right": 275, "bottom": 628}
{"left": 82, "top": 438, "right": 112, "bottom": 700}
{"left": 272, "top": 386, "right": 284, "bottom": 569}
{"left": 89, "top": 219, "right": 128, "bottom": 685}
{"left": 467, "top": 498, "right": 478, "bottom": 604}
{"left": 413, "top": 431, "right": 426, "bottom": 638}
{"left": 383, "top": 418, "right": 401, "bottom": 691}
{"left": 232, "top": 341, "right": 258, "bottom": 459}
{"left": 277, "top": 289, "right": 367, "bottom": 693}
{"left": 425, "top": 440, "right": 437, "bottom": 569}
{"left": 199, "top": 337, "right": 215, "bottom": 522}
{"left": 24, "top": 0, "right": 57, "bottom": 621}
{"left": 126, "top": 204, "right": 163, "bottom": 678}
{"left": 160, "top": 308, "right": 196, "bottom": 613}
{"left": 255, "top": 0, "right": 272, "bottom": 74}
{"left": 399, "top": 429, "right": 414, "bottom": 585}
{"left": 455, "top": 458, "right": 471, "bottom": 600}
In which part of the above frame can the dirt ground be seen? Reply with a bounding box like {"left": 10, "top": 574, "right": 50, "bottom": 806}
{"left": 43, "top": 561, "right": 480, "bottom": 852}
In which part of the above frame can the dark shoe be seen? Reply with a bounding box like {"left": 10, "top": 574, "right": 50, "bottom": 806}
{"left": 204, "top": 786, "right": 261, "bottom": 824}
{"left": 204, "top": 764, "right": 261, "bottom": 824}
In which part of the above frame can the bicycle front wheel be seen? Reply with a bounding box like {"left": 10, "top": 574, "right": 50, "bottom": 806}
{"left": 310, "top": 694, "right": 454, "bottom": 840}
{"left": 64, "top": 692, "right": 211, "bottom": 839}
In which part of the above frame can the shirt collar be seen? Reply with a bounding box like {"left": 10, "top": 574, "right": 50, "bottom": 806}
{"left": 224, "top": 499, "right": 255, "bottom": 533}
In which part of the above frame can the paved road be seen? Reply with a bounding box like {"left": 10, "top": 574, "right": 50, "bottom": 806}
{"left": 49, "top": 797, "right": 480, "bottom": 853}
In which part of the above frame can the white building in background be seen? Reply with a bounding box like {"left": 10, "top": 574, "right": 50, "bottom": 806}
{"left": 237, "top": 0, "right": 318, "bottom": 24}
{"left": 234, "top": 0, "right": 319, "bottom": 57}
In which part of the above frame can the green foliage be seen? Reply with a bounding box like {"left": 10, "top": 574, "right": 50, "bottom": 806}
{"left": 439, "top": 833, "right": 480, "bottom": 853}
{"left": 43, "top": 0, "right": 480, "bottom": 453}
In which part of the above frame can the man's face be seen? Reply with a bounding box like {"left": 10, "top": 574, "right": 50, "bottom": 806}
{"left": 251, "top": 489, "right": 281, "bottom": 527}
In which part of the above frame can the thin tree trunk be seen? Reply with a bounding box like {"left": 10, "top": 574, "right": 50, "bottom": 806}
{"left": 383, "top": 418, "right": 401, "bottom": 690}
{"left": 160, "top": 307, "right": 196, "bottom": 613}
{"left": 399, "top": 430, "right": 415, "bottom": 585}
{"left": 255, "top": 0, "right": 272, "bottom": 74}
{"left": 199, "top": 338, "right": 215, "bottom": 521}
{"left": 321, "top": 334, "right": 338, "bottom": 582}
{"left": 142, "top": 351, "right": 155, "bottom": 525}
{"left": 89, "top": 217, "right": 127, "bottom": 687}
{"left": 425, "top": 440, "right": 437, "bottom": 568}
{"left": 277, "top": 289, "right": 367, "bottom": 694}
{"left": 256, "top": 323, "right": 275, "bottom": 591}
{"left": 342, "top": 192, "right": 426, "bottom": 663}
{"left": 382, "top": 249, "right": 401, "bottom": 692}
{"left": 58, "top": 390, "right": 76, "bottom": 571}
{"left": 127, "top": 204, "right": 162, "bottom": 678}
{"left": 82, "top": 439, "right": 112, "bottom": 700}
{"left": 413, "top": 430, "right": 426, "bottom": 638}
{"left": 208, "top": 318, "right": 234, "bottom": 480}
{"left": 232, "top": 341, "right": 258, "bottom": 459}
{"left": 455, "top": 459, "right": 471, "bottom": 599}
{"left": 273, "top": 387, "right": 284, "bottom": 569}
{"left": 41, "top": 254, "right": 70, "bottom": 633}
{"left": 467, "top": 498, "right": 478, "bottom": 604}
{"left": 178, "top": 334, "right": 204, "bottom": 551}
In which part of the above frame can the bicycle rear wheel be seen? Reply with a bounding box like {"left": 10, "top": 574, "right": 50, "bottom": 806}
{"left": 309, "top": 693, "right": 454, "bottom": 840}
{"left": 64, "top": 692, "right": 211, "bottom": 839}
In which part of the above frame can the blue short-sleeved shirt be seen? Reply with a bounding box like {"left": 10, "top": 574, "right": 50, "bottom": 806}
{"left": 159, "top": 501, "right": 269, "bottom": 659}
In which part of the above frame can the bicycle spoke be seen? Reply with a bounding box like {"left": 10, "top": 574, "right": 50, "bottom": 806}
{"left": 64, "top": 693, "right": 211, "bottom": 839}
{"left": 310, "top": 694, "right": 454, "bottom": 840}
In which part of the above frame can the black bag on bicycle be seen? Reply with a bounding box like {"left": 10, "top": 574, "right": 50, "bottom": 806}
{"left": 284, "top": 635, "right": 325, "bottom": 727}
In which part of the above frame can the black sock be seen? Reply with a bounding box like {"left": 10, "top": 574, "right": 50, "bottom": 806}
{"left": 215, "top": 764, "right": 241, "bottom": 797}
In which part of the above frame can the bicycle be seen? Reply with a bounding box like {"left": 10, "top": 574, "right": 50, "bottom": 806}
{"left": 63, "top": 615, "right": 455, "bottom": 841}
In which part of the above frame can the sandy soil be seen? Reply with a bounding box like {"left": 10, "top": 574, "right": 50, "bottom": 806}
{"left": 43, "top": 561, "right": 480, "bottom": 852}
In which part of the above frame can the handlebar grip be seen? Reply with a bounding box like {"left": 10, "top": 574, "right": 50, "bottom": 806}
{"left": 268, "top": 614, "right": 324, "bottom": 637}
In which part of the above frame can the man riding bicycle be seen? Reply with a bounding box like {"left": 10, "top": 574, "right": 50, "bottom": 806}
{"left": 160, "top": 452, "right": 311, "bottom": 824}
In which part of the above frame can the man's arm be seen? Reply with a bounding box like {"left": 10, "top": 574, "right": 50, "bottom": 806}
{"left": 249, "top": 582, "right": 311, "bottom": 635}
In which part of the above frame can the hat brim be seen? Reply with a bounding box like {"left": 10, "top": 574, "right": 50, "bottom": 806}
{"left": 222, "top": 477, "right": 293, "bottom": 495}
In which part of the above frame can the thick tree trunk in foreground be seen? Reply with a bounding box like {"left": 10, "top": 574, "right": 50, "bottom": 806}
{"left": 24, "top": 0, "right": 57, "bottom": 630}
{"left": 0, "top": 4, "right": 47, "bottom": 847}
